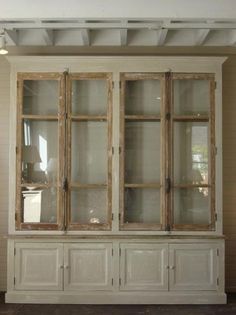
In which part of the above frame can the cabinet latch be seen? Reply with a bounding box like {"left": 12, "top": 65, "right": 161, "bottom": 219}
{"left": 166, "top": 112, "right": 171, "bottom": 120}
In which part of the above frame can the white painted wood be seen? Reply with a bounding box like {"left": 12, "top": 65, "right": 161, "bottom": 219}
{"left": 5, "top": 30, "right": 18, "bottom": 45}
{"left": 81, "top": 29, "right": 90, "bottom": 46}
{"left": 157, "top": 29, "right": 168, "bottom": 45}
{"left": 41, "top": 30, "right": 54, "bottom": 46}
{"left": 64, "top": 243, "right": 113, "bottom": 291}
{"left": 5, "top": 291, "right": 227, "bottom": 304}
{"left": 120, "top": 243, "right": 168, "bottom": 291}
{"left": 169, "top": 244, "right": 218, "bottom": 291}
{"left": 120, "top": 29, "right": 127, "bottom": 46}
{"left": 14, "top": 243, "right": 63, "bottom": 290}
{"left": 195, "top": 29, "right": 210, "bottom": 46}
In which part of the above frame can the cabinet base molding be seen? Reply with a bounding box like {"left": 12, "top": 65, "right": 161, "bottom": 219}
{"left": 5, "top": 291, "right": 227, "bottom": 304}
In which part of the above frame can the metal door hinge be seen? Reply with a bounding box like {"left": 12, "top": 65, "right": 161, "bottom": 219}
{"left": 165, "top": 224, "right": 171, "bottom": 232}
{"left": 119, "top": 278, "right": 121, "bottom": 285}
{"left": 112, "top": 278, "right": 114, "bottom": 285}
{"left": 215, "top": 81, "right": 217, "bottom": 89}
{"left": 119, "top": 213, "right": 121, "bottom": 221}
{"left": 119, "top": 248, "right": 121, "bottom": 256}
{"left": 217, "top": 248, "right": 220, "bottom": 256}
{"left": 165, "top": 177, "right": 171, "bottom": 194}
{"left": 119, "top": 147, "right": 122, "bottom": 154}
{"left": 112, "top": 147, "right": 114, "bottom": 155}
{"left": 217, "top": 277, "right": 219, "bottom": 286}
{"left": 17, "top": 81, "right": 19, "bottom": 88}
{"left": 112, "top": 248, "right": 114, "bottom": 256}
{"left": 112, "top": 213, "right": 114, "bottom": 221}
{"left": 14, "top": 248, "right": 16, "bottom": 256}
{"left": 15, "top": 146, "right": 18, "bottom": 155}
{"left": 14, "top": 277, "right": 16, "bottom": 285}
{"left": 112, "top": 81, "right": 114, "bottom": 89}
{"left": 62, "top": 178, "right": 68, "bottom": 192}
{"left": 166, "top": 112, "right": 171, "bottom": 120}
{"left": 215, "top": 213, "right": 218, "bottom": 221}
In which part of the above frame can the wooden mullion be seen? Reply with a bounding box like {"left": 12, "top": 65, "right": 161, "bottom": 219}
{"left": 68, "top": 223, "right": 111, "bottom": 231}
{"left": 210, "top": 77, "right": 216, "bottom": 229}
{"left": 67, "top": 73, "right": 72, "bottom": 230}
{"left": 20, "top": 223, "right": 59, "bottom": 230}
{"left": 22, "top": 115, "right": 58, "bottom": 120}
{"left": 107, "top": 73, "right": 113, "bottom": 230}
{"left": 69, "top": 73, "right": 109, "bottom": 80}
{"left": 121, "top": 73, "right": 164, "bottom": 81}
{"left": 16, "top": 76, "right": 24, "bottom": 230}
{"left": 71, "top": 183, "right": 107, "bottom": 189}
{"left": 173, "top": 115, "right": 209, "bottom": 122}
{"left": 124, "top": 183, "right": 161, "bottom": 188}
{"left": 172, "top": 223, "right": 214, "bottom": 231}
{"left": 174, "top": 184, "right": 210, "bottom": 189}
{"left": 71, "top": 115, "right": 107, "bottom": 121}
{"left": 119, "top": 74, "right": 125, "bottom": 228}
{"left": 172, "top": 73, "right": 215, "bottom": 80}
{"left": 165, "top": 72, "right": 172, "bottom": 231}
{"left": 120, "top": 223, "right": 162, "bottom": 231}
{"left": 125, "top": 115, "right": 161, "bottom": 121}
{"left": 17, "top": 72, "right": 63, "bottom": 81}
{"left": 20, "top": 183, "right": 56, "bottom": 188}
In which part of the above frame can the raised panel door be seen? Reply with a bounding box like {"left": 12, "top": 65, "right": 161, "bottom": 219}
{"left": 169, "top": 244, "right": 218, "bottom": 291}
{"left": 15, "top": 243, "right": 63, "bottom": 290}
{"left": 64, "top": 243, "right": 113, "bottom": 291}
{"left": 120, "top": 243, "right": 168, "bottom": 291}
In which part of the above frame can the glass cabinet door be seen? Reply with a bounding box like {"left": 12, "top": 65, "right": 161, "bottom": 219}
{"left": 68, "top": 74, "right": 112, "bottom": 230}
{"left": 171, "top": 74, "right": 215, "bottom": 230}
{"left": 16, "top": 74, "right": 64, "bottom": 230}
{"left": 120, "top": 74, "right": 165, "bottom": 230}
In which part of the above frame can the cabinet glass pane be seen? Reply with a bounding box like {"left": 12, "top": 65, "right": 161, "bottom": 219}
{"left": 174, "top": 80, "right": 210, "bottom": 115}
{"left": 125, "top": 122, "right": 160, "bottom": 183}
{"left": 174, "top": 188, "right": 210, "bottom": 225}
{"left": 71, "top": 188, "right": 107, "bottom": 224}
{"left": 71, "top": 122, "right": 107, "bottom": 184}
{"left": 72, "top": 80, "right": 107, "bottom": 115}
{"left": 23, "top": 80, "right": 59, "bottom": 115}
{"left": 22, "top": 120, "right": 58, "bottom": 184}
{"left": 125, "top": 80, "right": 161, "bottom": 115}
{"left": 22, "top": 187, "right": 57, "bottom": 223}
{"left": 124, "top": 188, "right": 160, "bottom": 224}
{"left": 174, "top": 122, "right": 209, "bottom": 185}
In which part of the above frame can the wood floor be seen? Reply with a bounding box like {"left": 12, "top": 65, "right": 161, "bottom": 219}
{"left": 0, "top": 293, "right": 236, "bottom": 315}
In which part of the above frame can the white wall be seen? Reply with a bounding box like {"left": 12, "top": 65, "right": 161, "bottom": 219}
{"left": 0, "top": 57, "right": 10, "bottom": 291}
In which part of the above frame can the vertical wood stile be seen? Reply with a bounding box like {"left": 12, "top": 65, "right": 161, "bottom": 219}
{"left": 119, "top": 74, "right": 125, "bottom": 229}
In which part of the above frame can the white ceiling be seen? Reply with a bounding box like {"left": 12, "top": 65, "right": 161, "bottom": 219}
{"left": 1, "top": 0, "right": 236, "bottom": 50}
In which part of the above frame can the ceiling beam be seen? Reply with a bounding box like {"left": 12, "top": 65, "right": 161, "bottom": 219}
{"left": 195, "top": 29, "right": 210, "bottom": 45}
{"left": 5, "top": 29, "right": 18, "bottom": 45}
{"left": 156, "top": 29, "right": 168, "bottom": 45}
{"left": 120, "top": 29, "right": 127, "bottom": 46}
{"left": 42, "top": 29, "right": 54, "bottom": 45}
{"left": 81, "top": 29, "right": 90, "bottom": 45}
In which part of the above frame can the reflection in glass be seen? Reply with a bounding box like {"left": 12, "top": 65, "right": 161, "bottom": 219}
{"left": 71, "top": 122, "right": 107, "bottom": 184}
{"left": 71, "top": 188, "right": 107, "bottom": 224}
{"left": 22, "top": 120, "right": 58, "bottom": 184}
{"left": 125, "top": 80, "right": 161, "bottom": 115}
{"left": 22, "top": 187, "right": 57, "bottom": 223}
{"left": 125, "top": 122, "right": 160, "bottom": 183}
{"left": 174, "top": 122, "right": 209, "bottom": 185}
{"left": 72, "top": 80, "right": 107, "bottom": 115}
{"left": 124, "top": 188, "right": 160, "bottom": 224}
{"left": 174, "top": 80, "right": 210, "bottom": 115}
{"left": 174, "top": 188, "right": 210, "bottom": 225}
{"left": 23, "top": 80, "right": 59, "bottom": 115}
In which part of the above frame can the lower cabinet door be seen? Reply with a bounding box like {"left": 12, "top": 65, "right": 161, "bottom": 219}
{"left": 169, "top": 244, "right": 218, "bottom": 291}
{"left": 64, "top": 243, "right": 113, "bottom": 291}
{"left": 120, "top": 243, "right": 168, "bottom": 291}
{"left": 15, "top": 243, "right": 63, "bottom": 291}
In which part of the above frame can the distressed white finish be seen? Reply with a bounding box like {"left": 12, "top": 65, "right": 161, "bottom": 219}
{"left": 64, "top": 243, "right": 113, "bottom": 291}
{"left": 14, "top": 243, "right": 63, "bottom": 290}
{"left": 6, "top": 238, "right": 226, "bottom": 304}
{"left": 169, "top": 244, "right": 218, "bottom": 291}
{"left": 120, "top": 243, "right": 168, "bottom": 291}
